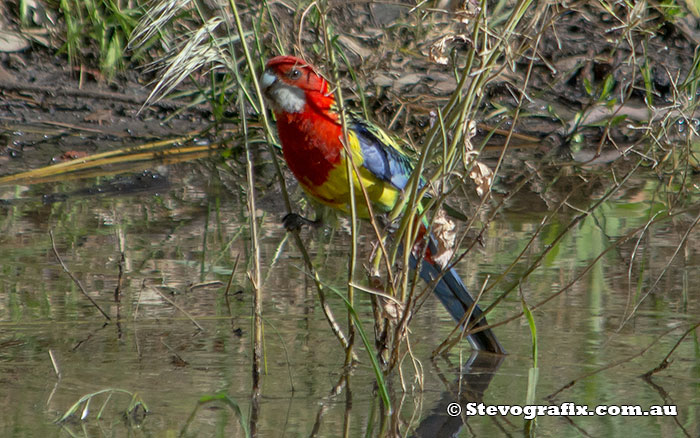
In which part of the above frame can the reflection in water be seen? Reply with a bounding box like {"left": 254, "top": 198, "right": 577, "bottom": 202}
{"left": 0, "top": 162, "right": 697, "bottom": 437}
{"left": 411, "top": 352, "right": 505, "bottom": 438}
{"left": 297, "top": 352, "right": 504, "bottom": 438}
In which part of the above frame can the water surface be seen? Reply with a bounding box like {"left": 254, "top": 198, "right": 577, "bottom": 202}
{"left": 0, "top": 160, "right": 698, "bottom": 437}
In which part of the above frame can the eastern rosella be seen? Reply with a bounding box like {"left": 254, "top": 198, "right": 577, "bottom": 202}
{"left": 260, "top": 55, "right": 504, "bottom": 354}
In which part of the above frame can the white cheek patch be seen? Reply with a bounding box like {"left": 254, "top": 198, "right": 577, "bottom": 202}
{"left": 268, "top": 84, "right": 306, "bottom": 113}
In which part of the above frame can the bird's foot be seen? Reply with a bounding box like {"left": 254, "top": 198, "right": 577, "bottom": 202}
{"left": 376, "top": 214, "right": 399, "bottom": 234}
{"left": 282, "top": 213, "right": 322, "bottom": 231}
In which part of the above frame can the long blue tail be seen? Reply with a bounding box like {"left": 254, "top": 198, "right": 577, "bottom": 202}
{"left": 407, "top": 233, "right": 505, "bottom": 354}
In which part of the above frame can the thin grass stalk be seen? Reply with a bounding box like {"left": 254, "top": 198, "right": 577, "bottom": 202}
{"left": 56, "top": 388, "right": 147, "bottom": 423}
{"left": 442, "top": 8, "right": 530, "bottom": 170}
{"left": 387, "top": 115, "right": 438, "bottom": 306}
{"left": 319, "top": 2, "right": 357, "bottom": 363}
{"left": 373, "top": 4, "right": 495, "bottom": 366}
{"left": 481, "top": 159, "right": 644, "bottom": 315}
{"left": 334, "top": 48, "right": 370, "bottom": 119}
{"left": 240, "top": 90, "right": 264, "bottom": 389}
{"left": 385, "top": 2, "right": 511, "bottom": 356}
{"left": 225, "top": 45, "right": 259, "bottom": 113}
{"left": 623, "top": 210, "right": 664, "bottom": 327}
{"left": 326, "top": 285, "right": 391, "bottom": 411}
{"left": 50, "top": 230, "right": 111, "bottom": 321}
{"left": 227, "top": 0, "right": 354, "bottom": 355}
{"left": 330, "top": 39, "right": 396, "bottom": 288}
{"left": 201, "top": 200, "right": 211, "bottom": 280}
{"left": 434, "top": 26, "right": 542, "bottom": 354}
{"left": 491, "top": 32, "right": 541, "bottom": 181}
{"left": 251, "top": 5, "right": 268, "bottom": 73}
{"left": 545, "top": 323, "right": 680, "bottom": 401}
{"left": 387, "top": 199, "right": 463, "bottom": 371}
{"left": 326, "top": 15, "right": 410, "bottom": 369}
{"left": 446, "top": 142, "right": 537, "bottom": 276}
{"left": 485, "top": 199, "right": 693, "bottom": 336}
{"left": 180, "top": 393, "right": 250, "bottom": 438}
{"left": 320, "top": 3, "right": 419, "bottom": 367}
{"left": 260, "top": 316, "right": 295, "bottom": 392}
{"left": 262, "top": 0, "right": 285, "bottom": 55}
{"left": 227, "top": 0, "right": 290, "bottom": 212}
{"left": 389, "top": 1, "right": 495, "bottom": 267}
{"left": 343, "top": 386, "right": 351, "bottom": 438}
{"left": 642, "top": 321, "right": 700, "bottom": 378}
{"left": 522, "top": 292, "right": 538, "bottom": 370}
{"left": 150, "top": 287, "right": 205, "bottom": 331}
{"left": 620, "top": 210, "right": 700, "bottom": 329}
{"left": 416, "top": 4, "right": 484, "bottom": 154}
{"left": 450, "top": 128, "right": 644, "bottom": 345}
{"left": 387, "top": 196, "right": 457, "bottom": 369}
{"left": 432, "top": 273, "right": 491, "bottom": 356}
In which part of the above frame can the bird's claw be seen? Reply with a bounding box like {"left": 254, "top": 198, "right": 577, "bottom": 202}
{"left": 377, "top": 215, "right": 399, "bottom": 234}
{"left": 282, "top": 213, "right": 321, "bottom": 231}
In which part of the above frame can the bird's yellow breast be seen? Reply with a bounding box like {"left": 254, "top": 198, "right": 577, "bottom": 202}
{"left": 301, "top": 130, "right": 401, "bottom": 218}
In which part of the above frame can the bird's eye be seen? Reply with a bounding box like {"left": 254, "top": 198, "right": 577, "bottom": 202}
{"left": 289, "top": 69, "right": 301, "bottom": 79}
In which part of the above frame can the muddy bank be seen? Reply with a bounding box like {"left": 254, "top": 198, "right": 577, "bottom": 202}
{"left": 1, "top": 3, "right": 698, "bottom": 179}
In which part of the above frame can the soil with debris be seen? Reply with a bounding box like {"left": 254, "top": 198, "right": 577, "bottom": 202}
{"left": 0, "top": 46, "right": 218, "bottom": 174}
{"left": 1, "top": 2, "right": 698, "bottom": 178}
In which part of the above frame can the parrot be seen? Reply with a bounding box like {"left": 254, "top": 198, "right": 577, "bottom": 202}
{"left": 260, "top": 55, "right": 504, "bottom": 354}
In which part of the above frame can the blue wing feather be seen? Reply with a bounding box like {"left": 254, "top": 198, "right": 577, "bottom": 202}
{"left": 350, "top": 119, "right": 415, "bottom": 191}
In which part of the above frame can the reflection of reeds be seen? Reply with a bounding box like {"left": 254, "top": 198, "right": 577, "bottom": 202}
{"left": 180, "top": 393, "right": 250, "bottom": 438}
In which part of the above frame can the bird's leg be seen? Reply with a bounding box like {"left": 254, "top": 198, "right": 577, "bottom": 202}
{"left": 282, "top": 212, "right": 323, "bottom": 231}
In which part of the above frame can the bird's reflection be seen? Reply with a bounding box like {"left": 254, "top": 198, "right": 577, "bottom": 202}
{"left": 411, "top": 351, "right": 505, "bottom": 438}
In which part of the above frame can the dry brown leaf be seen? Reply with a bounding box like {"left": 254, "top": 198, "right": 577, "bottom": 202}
{"left": 432, "top": 209, "right": 456, "bottom": 268}
{"left": 379, "top": 296, "right": 404, "bottom": 321}
{"left": 428, "top": 34, "right": 470, "bottom": 65}
{"left": 463, "top": 119, "right": 493, "bottom": 198}
{"left": 455, "top": 0, "right": 482, "bottom": 25}
{"left": 463, "top": 119, "right": 477, "bottom": 149}
{"left": 468, "top": 161, "right": 493, "bottom": 198}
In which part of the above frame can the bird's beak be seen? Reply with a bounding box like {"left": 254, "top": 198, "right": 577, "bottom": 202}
{"left": 260, "top": 70, "right": 277, "bottom": 92}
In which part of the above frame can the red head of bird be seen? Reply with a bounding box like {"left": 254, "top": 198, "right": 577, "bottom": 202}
{"left": 260, "top": 56, "right": 335, "bottom": 115}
